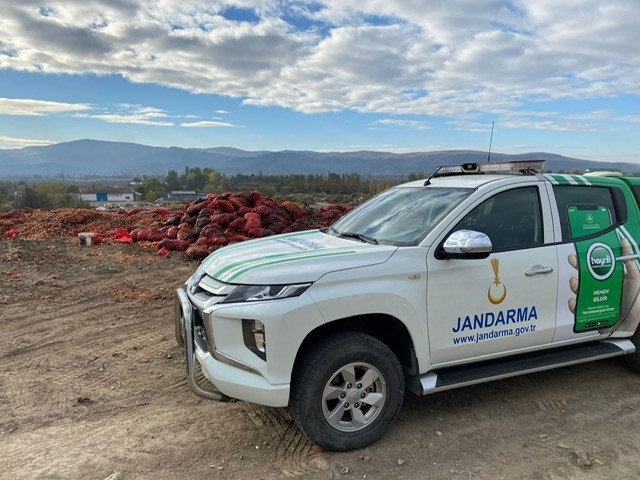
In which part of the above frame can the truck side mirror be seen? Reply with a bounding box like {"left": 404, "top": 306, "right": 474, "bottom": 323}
{"left": 442, "top": 229, "right": 492, "bottom": 259}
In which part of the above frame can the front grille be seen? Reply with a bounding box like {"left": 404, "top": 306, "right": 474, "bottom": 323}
{"left": 193, "top": 310, "right": 209, "bottom": 351}
{"left": 188, "top": 275, "right": 239, "bottom": 356}
{"left": 194, "top": 325, "right": 206, "bottom": 341}
{"left": 199, "top": 275, "right": 236, "bottom": 295}
{"left": 189, "top": 290, "right": 262, "bottom": 376}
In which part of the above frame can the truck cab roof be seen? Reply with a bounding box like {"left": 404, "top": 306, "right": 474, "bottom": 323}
{"left": 401, "top": 174, "right": 536, "bottom": 190}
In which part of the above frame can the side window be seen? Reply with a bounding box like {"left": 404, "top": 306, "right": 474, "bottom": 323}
{"left": 453, "top": 186, "right": 543, "bottom": 250}
{"left": 633, "top": 186, "right": 640, "bottom": 206}
{"left": 552, "top": 186, "right": 618, "bottom": 241}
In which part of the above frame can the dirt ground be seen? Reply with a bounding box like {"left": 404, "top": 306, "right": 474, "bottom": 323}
{"left": 2, "top": 239, "right": 640, "bottom": 480}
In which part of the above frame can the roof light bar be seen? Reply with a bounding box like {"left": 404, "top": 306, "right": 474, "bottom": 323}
{"left": 435, "top": 160, "right": 545, "bottom": 176}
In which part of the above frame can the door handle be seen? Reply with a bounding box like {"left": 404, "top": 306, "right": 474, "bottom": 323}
{"left": 525, "top": 266, "right": 553, "bottom": 276}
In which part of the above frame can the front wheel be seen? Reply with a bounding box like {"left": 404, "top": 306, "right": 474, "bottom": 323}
{"left": 291, "top": 332, "right": 404, "bottom": 451}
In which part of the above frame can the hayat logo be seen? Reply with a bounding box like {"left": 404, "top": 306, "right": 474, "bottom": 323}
{"left": 587, "top": 243, "right": 615, "bottom": 280}
{"left": 488, "top": 258, "right": 507, "bottom": 305}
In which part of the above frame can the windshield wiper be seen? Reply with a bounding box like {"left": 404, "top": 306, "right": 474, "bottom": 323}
{"left": 321, "top": 226, "right": 378, "bottom": 244}
{"left": 320, "top": 226, "right": 337, "bottom": 235}
{"left": 337, "top": 231, "right": 379, "bottom": 245}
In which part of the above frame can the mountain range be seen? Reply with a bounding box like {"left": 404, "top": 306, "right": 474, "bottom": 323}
{"left": 1, "top": 139, "right": 638, "bottom": 177}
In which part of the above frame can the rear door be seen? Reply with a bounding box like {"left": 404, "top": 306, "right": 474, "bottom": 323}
{"left": 546, "top": 176, "right": 632, "bottom": 342}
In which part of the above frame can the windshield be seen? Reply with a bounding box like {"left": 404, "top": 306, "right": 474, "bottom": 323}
{"left": 329, "top": 187, "right": 472, "bottom": 246}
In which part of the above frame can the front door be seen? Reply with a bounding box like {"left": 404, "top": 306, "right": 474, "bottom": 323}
{"left": 427, "top": 185, "right": 558, "bottom": 365}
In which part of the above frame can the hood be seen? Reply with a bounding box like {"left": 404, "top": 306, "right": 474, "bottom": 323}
{"left": 203, "top": 230, "right": 396, "bottom": 284}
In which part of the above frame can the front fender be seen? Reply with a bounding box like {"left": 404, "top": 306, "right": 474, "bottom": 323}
{"left": 307, "top": 251, "right": 429, "bottom": 372}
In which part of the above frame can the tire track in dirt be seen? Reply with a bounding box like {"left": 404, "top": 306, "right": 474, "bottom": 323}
{"left": 0, "top": 374, "right": 19, "bottom": 434}
{"left": 2, "top": 310, "right": 166, "bottom": 360}
{"left": 385, "top": 362, "right": 637, "bottom": 479}
{"left": 241, "top": 403, "right": 325, "bottom": 477}
{"left": 151, "top": 329, "right": 324, "bottom": 478}
{"left": 3, "top": 298, "right": 117, "bottom": 330}
{"left": 0, "top": 245, "right": 185, "bottom": 435}
{"left": 0, "top": 364, "right": 76, "bottom": 428}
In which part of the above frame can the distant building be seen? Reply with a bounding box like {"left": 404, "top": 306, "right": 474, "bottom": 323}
{"left": 167, "top": 190, "right": 205, "bottom": 202}
{"left": 77, "top": 187, "right": 136, "bottom": 202}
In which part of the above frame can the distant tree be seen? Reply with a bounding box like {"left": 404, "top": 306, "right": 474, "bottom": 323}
{"left": 11, "top": 181, "right": 91, "bottom": 209}
{"left": 17, "top": 186, "right": 52, "bottom": 209}
{"left": 205, "top": 170, "right": 221, "bottom": 193}
{"left": 257, "top": 183, "right": 276, "bottom": 196}
{"left": 33, "top": 182, "right": 76, "bottom": 208}
{"left": 139, "top": 178, "right": 167, "bottom": 201}
{"left": 166, "top": 170, "right": 180, "bottom": 191}
{"left": 162, "top": 164, "right": 396, "bottom": 197}
{"left": 374, "top": 181, "right": 389, "bottom": 195}
{"left": 0, "top": 181, "right": 16, "bottom": 197}
{"left": 185, "top": 167, "right": 207, "bottom": 191}
{"left": 408, "top": 171, "right": 426, "bottom": 182}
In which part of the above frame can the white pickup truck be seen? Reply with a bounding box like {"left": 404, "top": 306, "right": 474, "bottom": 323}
{"left": 175, "top": 160, "right": 640, "bottom": 451}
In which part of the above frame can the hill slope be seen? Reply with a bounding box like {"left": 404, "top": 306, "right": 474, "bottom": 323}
{"left": 1, "top": 139, "right": 638, "bottom": 176}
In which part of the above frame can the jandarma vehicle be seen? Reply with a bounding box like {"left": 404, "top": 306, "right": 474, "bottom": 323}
{"left": 175, "top": 160, "right": 640, "bottom": 451}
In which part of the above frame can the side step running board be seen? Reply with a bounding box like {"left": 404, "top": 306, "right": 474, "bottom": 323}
{"left": 420, "top": 339, "right": 635, "bottom": 395}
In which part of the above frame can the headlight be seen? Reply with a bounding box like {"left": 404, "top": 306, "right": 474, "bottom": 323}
{"left": 221, "top": 283, "right": 312, "bottom": 304}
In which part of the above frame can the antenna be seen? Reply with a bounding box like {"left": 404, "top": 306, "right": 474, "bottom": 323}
{"left": 487, "top": 120, "right": 495, "bottom": 162}
{"left": 423, "top": 166, "right": 443, "bottom": 186}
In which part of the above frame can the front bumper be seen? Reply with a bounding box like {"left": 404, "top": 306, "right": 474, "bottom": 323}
{"left": 176, "top": 288, "right": 228, "bottom": 401}
{"left": 175, "top": 288, "right": 290, "bottom": 407}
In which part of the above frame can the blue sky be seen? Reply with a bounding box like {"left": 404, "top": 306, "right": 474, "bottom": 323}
{"left": 1, "top": 1, "right": 640, "bottom": 163}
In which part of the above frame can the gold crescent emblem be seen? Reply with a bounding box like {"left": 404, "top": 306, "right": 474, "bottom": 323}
{"left": 488, "top": 258, "right": 507, "bottom": 305}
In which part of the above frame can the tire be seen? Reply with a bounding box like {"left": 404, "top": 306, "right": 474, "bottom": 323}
{"left": 624, "top": 326, "right": 640, "bottom": 371}
{"left": 291, "top": 331, "right": 404, "bottom": 451}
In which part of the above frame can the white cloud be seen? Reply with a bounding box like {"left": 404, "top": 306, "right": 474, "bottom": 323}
{"left": 0, "top": 136, "right": 56, "bottom": 149}
{"left": 371, "top": 118, "right": 430, "bottom": 130}
{"left": 450, "top": 109, "right": 617, "bottom": 133}
{"left": 214, "top": 109, "right": 230, "bottom": 114}
{"left": 0, "top": 96, "right": 179, "bottom": 126}
{"left": 497, "top": 110, "right": 608, "bottom": 132}
{"left": 498, "top": 144, "right": 587, "bottom": 152}
{"left": 615, "top": 115, "right": 640, "bottom": 124}
{"left": 1, "top": 0, "right": 639, "bottom": 121}
{"left": 502, "top": 119, "right": 601, "bottom": 131}
{"left": 75, "top": 104, "right": 175, "bottom": 126}
{"left": 180, "top": 120, "right": 238, "bottom": 127}
{"left": 0, "top": 97, "right": 92, "bottom": 116}
{"left": 87, "top": 114, "right": 174, "bottom": 126}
